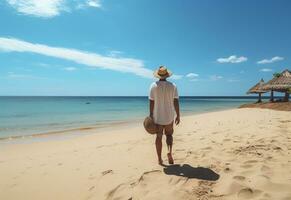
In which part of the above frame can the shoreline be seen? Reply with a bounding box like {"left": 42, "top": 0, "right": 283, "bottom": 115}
{"left": 0, "top": 106, "right": 239, "bottom": 143}
{"left": 239, "top": 101, "right": 291, "bottom": 111}
{"left": 0, "top": 120, "right": 140, "bottom": 142}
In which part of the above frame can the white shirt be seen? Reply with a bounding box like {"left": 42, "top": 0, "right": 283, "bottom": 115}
{"left": 149, "top": 81, "right": 179, "bottom": 125}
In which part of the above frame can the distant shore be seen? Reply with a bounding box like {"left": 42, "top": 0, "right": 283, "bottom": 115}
{"left": 240, "top": 101, "right": 291, "bottom": 111}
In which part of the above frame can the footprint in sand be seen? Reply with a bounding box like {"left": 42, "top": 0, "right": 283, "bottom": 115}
{"left": 279, "top": 120, "right": 291, "bottom": 123}
{"left": 102, "top": 169, "right": 113, "bottom": 176}
{"left": 233, "top": 175, "right": 246, "bottom": 181}
{"left": 270, "top": 139, "right": 277, "bottom": 143}
{"left": 223, "top": 167, "right": 231, "bottom": 173}
{"left": 259, "top": 174, "right": 270, "bottom": 180}
{"left": 244, "top": 160, "right": 258, "bottom": 164}
{"left": 273, "top": 146, "right": 283, "bottom": 151}
{"left": 88, "top": 186, "right": 95, "bottom": 191}
{"left": 240, "top": 164, "right": 253, "bottom": 169}
{"left": 265, "top": 155, "right": 273, "bottom": 160}
{"left": 96, "top": 145, "right": 104, "bottom": 149}
{"left": 202, "top": 146, "right": 212, "bottom": 150}
{"left": 237, "top": 187, "right": 262, "bottom": 199}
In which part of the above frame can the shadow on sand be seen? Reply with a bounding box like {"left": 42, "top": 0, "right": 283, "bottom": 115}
{"left": 163, "top": 164, "right": 220, "bottom": 181}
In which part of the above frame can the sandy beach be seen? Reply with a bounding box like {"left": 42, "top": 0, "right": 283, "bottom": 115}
{"left": 0, "top": 108, "right": 291, "bottom": 200}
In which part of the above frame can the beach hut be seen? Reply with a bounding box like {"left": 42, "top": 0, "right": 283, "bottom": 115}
{"left": 262, "top": 69, "right": 291, "bottom": 102}
{"left": 247, "top": 78, "right": 267, "bottom": 103}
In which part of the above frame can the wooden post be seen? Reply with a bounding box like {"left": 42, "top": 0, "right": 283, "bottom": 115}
{"left": 258, "top": 93, "right": 262, "bottom": 103}
{"left": 270, "top": 90, "right": 274, "bottom": 102}
{"left": 284, "top": 92, "right": 289, "bottom": 102}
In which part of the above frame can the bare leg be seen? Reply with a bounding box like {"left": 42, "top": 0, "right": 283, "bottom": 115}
{"left": 166, "top": 134, "right": 173, "bottom": 154}
{"left": 165, "top": 123, "right": 174, "bottom": 164}
{"left": 155, "top": 125, "right": 163, "bottom": 164}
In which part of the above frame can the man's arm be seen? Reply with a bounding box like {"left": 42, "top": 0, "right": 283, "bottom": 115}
{"left": 149, "top": 100, "right": 154, "bottom": 119}
{"left": 174, "top": 98, "right": 180, "bottom": 125}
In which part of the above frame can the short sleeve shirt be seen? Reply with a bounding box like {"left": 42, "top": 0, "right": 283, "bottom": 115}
{"left": 149, "top": 81, "right": 179, "bottom": 125}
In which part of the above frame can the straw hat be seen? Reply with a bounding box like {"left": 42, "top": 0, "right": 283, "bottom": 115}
{"left": 143, "top": 116, "right": 157, "bottom": 134}
{"left": 153, "top": 66, "right": 172, "bottom": 79}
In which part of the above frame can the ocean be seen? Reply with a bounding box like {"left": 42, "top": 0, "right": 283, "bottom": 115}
{"left": 0, "top": 96, "right": 258, "bottom": 139}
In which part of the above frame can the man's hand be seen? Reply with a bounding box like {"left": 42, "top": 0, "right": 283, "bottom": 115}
{"left": 175, "top": 115, "right": 180, "bottom": 125}
{"left": 174, "top": 99, "right": 180, "bottom": 125}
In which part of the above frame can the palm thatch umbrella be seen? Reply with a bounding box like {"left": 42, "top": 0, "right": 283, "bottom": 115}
{"left": 262, "top": 69, "right": 291, "bottom": 102}
{"left": 247, "top": 78, "right": 267, "bottom": 103}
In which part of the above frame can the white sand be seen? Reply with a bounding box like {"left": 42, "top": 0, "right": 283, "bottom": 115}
{"left": 0, "top": 108, "right": 291, "bottom": 200}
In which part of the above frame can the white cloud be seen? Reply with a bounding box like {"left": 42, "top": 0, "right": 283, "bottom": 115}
{"left": 64, "top": 67, "right": 77, "bottom": 71}
{"left": 259, "top": 68, "right": 273, "bottom": 72}
{"left": 6, "top": 0, "right": 102, "bottom": 18}
{"left": 108, "top": 50, "right": 123, "bottom": 57}
{"left": 76, "top": 0, "right": 102, "bottom": 9}
{"left": 0, "top": 37, "right": 155, "bottom": 78}
{"left": 186, "top": 73, "right": 199, "bottom": 78}
{"left": 257, "top": 56, "right": 284, "bottom": 64}
{"left": 210, "top": 75, "right": 223, "bottom": 81}
{"left": 87, "top": 0, "right": 101, "bottom": 8}
{"left": 217, "top": 55, "right": 247, "bottom": 63}
{"left": 6, "top": 0, "right": 66, "bottom": 18}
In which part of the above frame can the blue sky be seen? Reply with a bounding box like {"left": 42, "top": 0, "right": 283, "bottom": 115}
{"left": 0, "top": 0, "right": 290, "bottom": 96}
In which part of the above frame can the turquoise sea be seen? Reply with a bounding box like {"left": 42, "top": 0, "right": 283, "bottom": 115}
{"left": 0, "top": 96, "right": 258, "bottom": 139}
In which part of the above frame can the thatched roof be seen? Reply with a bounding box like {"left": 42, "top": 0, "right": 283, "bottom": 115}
{"left": 262, "top": 69, "right": 291, "bottom": 92}
{"left": 247, "top": 78, "right": 267, "bottom": 94}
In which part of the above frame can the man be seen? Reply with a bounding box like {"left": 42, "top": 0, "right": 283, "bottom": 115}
{"left": 149, "top": 66, "right": 180, "bottom": 165}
